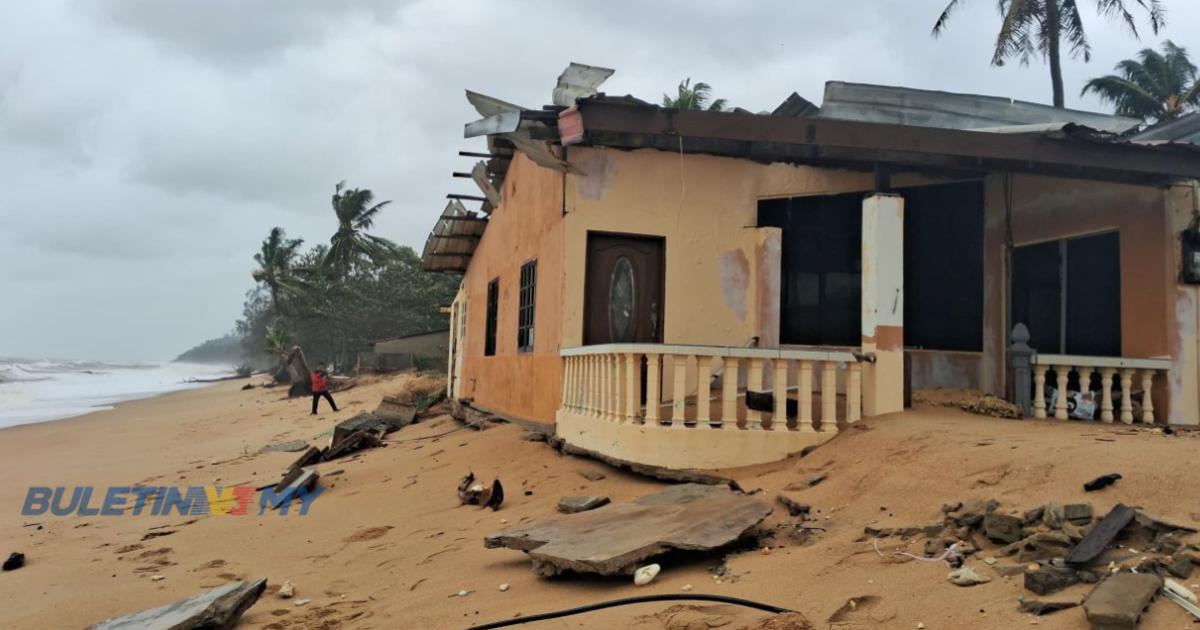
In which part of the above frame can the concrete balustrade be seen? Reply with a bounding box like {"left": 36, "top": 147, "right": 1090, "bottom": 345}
{"left": 556, "top": 344, "right": 866, "bottom": 468}
{"left": 1030, "top": 354, "right": 1172, "bottom": 424}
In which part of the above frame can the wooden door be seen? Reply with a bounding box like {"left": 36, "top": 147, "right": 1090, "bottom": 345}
{"left": 584, "top": 233, "right": 665, "bottom": 345}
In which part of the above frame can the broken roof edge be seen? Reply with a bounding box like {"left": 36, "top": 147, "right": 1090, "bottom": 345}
{"left": 567, "top": 96, "right": 1200, "bottom": 184}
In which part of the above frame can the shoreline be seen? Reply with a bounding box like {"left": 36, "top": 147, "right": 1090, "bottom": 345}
{"left": 0, "top": 366, "right": 242, "bottom": 432}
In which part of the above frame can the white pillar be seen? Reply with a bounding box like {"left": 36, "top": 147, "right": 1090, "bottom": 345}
{"left": 861, "top": 193, "right": 905, "bottom": 417}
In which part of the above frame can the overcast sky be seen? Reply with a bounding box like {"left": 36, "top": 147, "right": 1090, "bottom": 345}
{"left": 2, "top": 0, "right": 1197, "bottom": 362}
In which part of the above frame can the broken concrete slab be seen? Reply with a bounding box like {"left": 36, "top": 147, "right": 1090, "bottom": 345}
{"left": 1064, "top": 503, "right": 1094, "bottom": 524}
{"left": 1000, "top": 532, "right": 1072, "bottom": 562}
{"left": 557, "top": 496, "right": 610, "bottom": 514}
{"left": 1168, "top": 555, "right": 1194, "bottom": 579}
{"left": 1024, "top": 563, "right": 1080, "bottom": 596}
{"left": 1083, "top": 572, "right": 1162, "bottom": 629}
{"left": 88, "top": 579, "right": 266, "bottom": 630}
{"left": 1067, "top": 504, "right": 1135, "bottom": 566}
{"left": 984, "top": 513, "right": 1024, "bottom": 544}
{"left": 1134, "top": 510, "right": 1199, "bottom": 534}
{"left": 485, "top": 483, "right": 771, "bottom": 576}
{"left": 1019, "top": 597, "right": 1079, "bottom": 615}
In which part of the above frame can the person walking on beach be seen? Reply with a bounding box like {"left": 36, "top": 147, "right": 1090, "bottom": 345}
{"left": 310, "top": 362, "right": 339, "bottom": 414}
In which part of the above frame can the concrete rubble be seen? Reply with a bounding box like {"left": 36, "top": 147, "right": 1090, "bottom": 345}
{"left": 87, "top": 579, "right": 266, "bottom": 630}
{"left": 485, "top": 483, "right": 772, "bottom": 576}
{"left": 863, "top": 495, "right": 1200, "bottom": 625}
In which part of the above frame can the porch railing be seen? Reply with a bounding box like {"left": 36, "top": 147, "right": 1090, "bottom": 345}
{"left": 1031, "top": 354, "right": 1172, "bottom": 423}
{"left": 560, "top": 344, "right": 865, "bottom": 431}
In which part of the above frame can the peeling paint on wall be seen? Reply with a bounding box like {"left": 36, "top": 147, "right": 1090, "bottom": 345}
{"left": 574, "top": 152, "right": 615, "bottom": 200}
{"left": 1170, "top": 287, "right": 1196, "bottom": 424}
{"left": 719, "top": 249, "right": 749, "bottom": 321}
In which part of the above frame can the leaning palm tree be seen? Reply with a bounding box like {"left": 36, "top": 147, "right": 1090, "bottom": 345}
{"left": 1083, "top": 40, "right": 1200, "bottom": 124}
{"left": 324, "top": 181, "right": 399, "bottom": 275}
{"left": 933, "top": 0, "right": 1166, "bottom": 108}
{"left": 662, "top": 78, "right": 728, "bottom": 111}
{"left": 252, "top": 227, "right": 305, "bottom": 315}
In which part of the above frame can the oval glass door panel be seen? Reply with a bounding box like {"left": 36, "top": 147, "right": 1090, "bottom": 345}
{"left": 609, "top": 256, "right": 636, "bottom": 342}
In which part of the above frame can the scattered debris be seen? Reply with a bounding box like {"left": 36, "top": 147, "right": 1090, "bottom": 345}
{"left": 150, "top": 575, "right": 165, "bottom": 582}
{"left": 140, "top": 531, "right": 176, "bottom": 542}
{"left": 1018, "top": 597, "right": 1079, "bottom": 616}
{"left": 457, "top": 472, "right": 504, "bottom": 511}
{"left": 776, "top": 495, "right": 811, "bottom": 518}
{"left": 3, "top": 552, "right": 24, "bottom": 571}
{"left": 1134, "top": 510, "right": 1199, "bottom": 534}
{"left": 804, "top": 474, "right": 827, "bottom": 488}
{"left": 287, "top": 447, "right": 322, "bottom": 471}
{"left": 577, "top": 470, "right": 606, "bottom": 482}
{"left": 983, "top": 513, "right": 1024, "bottom": 544}
{"left": 1066, "top": 504, "right": 1135, "bottom": 565}
{"left": 912, "top": 388, "right": 1021, "bottom": 418}
{"left": 1084, "top": 473, "right": 1122, "bottom": 492}
{"left": 634, "top": 564, "right": 661, "bottom": 586}
{"left": 947, "top": 566, "right": 991, "bottom": 586}
{"left": 259, "top": 440, "right": 309, "bottom": 454}
{"left": 1083, "top": 572, "right": 1161, "bottom": 629}
{"left": 1162, "top": 579, "right": 1200, "bottom": 621}
{"left": 269, "top": 467, "right": 319, "bottom": 510}
{"left": 86, "top": 579, "right": 266, "bottom": 630}
{"left": 485, "top": 483, "right": 772, "bottom": 576}
{"left": 277, "top": 580, "right": 295, "bottom": 599}
{"left": 498, "top": 583, "right": 509, "bottom": 592}
{"left": 293, "top": 598, "right": 311, "bottom": 607}
{"left": 1063, "top": 503, "right": 1093, "bottom": 524}
{"left": 1025, "top": 562, "right": 1082, "bottom": 596}
{"left": 557, "top": 496, "right": 610, "bottom": 514}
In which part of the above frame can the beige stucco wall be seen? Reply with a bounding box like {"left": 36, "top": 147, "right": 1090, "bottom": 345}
{"left": 456, "top": 153, "right": 565, "bottom": 423}
{"left": 561, "top": 146, "right": 937, "bottom": 352}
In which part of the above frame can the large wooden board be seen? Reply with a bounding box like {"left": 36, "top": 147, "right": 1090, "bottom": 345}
{"left": 485, "top": 483, "right": 772, "bottom": 576}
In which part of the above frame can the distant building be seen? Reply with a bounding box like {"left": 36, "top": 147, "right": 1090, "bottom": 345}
{"left": 422, "top": 65, "right": 1200, "bottom": 470}
{"left": 359, "top": 329, "right": 449, "bottom": 372}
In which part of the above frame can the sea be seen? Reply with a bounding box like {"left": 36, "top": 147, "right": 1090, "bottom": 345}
{"left": 0, "top": 358, "right": 234, "bottom": 429}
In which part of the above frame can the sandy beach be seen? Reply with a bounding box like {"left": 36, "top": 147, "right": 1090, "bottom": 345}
{"left": 3, "top": 372, "right": 1200, "bottom": 629}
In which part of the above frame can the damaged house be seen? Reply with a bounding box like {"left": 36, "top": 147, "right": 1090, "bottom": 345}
{"left": 422, "top": 64, "right": 1200, "bottom": 470}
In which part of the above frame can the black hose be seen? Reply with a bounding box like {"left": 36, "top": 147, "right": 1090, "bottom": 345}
{"left": 464, "top": 593, "right": 795, "bottom": 630}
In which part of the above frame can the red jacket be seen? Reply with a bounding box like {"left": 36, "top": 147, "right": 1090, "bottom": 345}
{"left": 310, "top": 370, "right": 328, "bottom": 392}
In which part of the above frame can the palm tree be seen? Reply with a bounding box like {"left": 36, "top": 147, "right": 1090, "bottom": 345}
{"left": 932, "top": 0, "right": 1166, "bottom": 108}
{"left": 324, "top": 180, "right": 399, "bottom": 275}
{"left": 252, "top": 227, "right": 305, "bottom": 315}
{"left": 1083, "top": 40, "right": 1200, "bottom": 124}
{"left": 662, "top": 78, "right": 728, "bottom": 111}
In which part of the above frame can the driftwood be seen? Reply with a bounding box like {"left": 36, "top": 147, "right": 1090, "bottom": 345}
{"left": 88, "top": 579, "right": 266, "bottom": 630}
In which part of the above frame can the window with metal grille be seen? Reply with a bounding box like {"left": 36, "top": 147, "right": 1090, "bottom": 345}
{"left": 485, "top": 279, "right": 498, "bottom": 356}
{"left": 517, "top": 260, "right": 537, "bottom": 353}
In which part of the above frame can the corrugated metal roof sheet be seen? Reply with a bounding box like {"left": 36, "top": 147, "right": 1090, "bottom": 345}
{"left": 1132, "top": 113, "right": 1200, "bottom": 145}
{"left": 552, "top": 62, "right": 615, "bottom": 107}
{"left": 818, "top": 81, "right": 1140, "bottom": 134}
{"left": 420, "top": 200, "right": 487, "bottom": 273}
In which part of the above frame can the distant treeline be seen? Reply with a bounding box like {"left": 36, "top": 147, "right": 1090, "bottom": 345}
{"left": 174, "top": 335, "right": 244, "bottom": 365}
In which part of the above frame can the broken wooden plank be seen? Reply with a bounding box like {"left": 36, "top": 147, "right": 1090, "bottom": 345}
{"left": 287, "top": 446, "right": 322, "bottom": 472}
{"left": 270, "top": 468, "right": 319, "bottom": 510}
{"left": 485, "top": 483, "right": 771, "bottom": 576}
{"left": 324, "top": 429, "right": 369, "bottom": 461}
{"left": 1066, "top": 503, "right": 1135, "bottom": 566}
{"left": 1134, "top": 509, "right": 1199, "bottom": 534}
{"left": 88, "top": 579, "right": 266, "bottom": 629}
